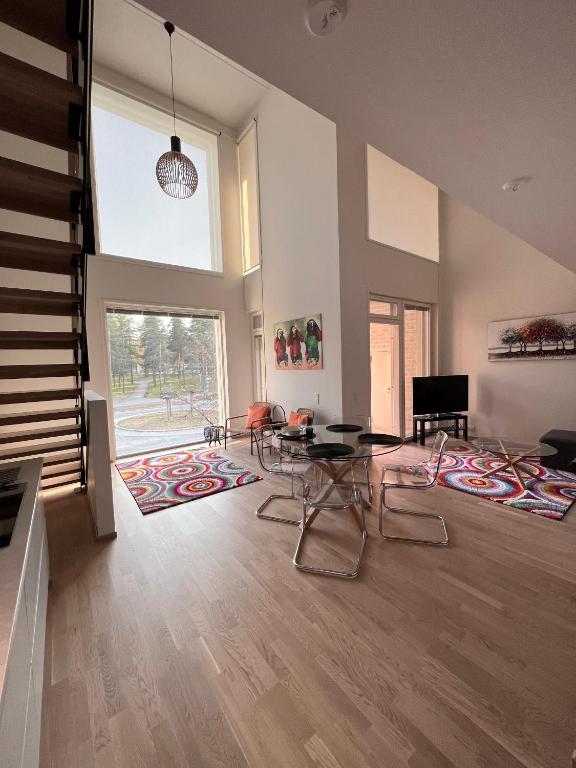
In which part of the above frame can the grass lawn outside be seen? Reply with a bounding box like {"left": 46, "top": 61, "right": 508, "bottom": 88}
{"left": 146, "top": 374, "right": 201, "bottom": 398}
{"left": 111, "top": 379, "right": 136, "bottom": 396}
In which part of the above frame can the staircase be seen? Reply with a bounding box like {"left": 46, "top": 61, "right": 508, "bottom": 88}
{"left": 0, "top": 0, "right": 94, "bottom": 491}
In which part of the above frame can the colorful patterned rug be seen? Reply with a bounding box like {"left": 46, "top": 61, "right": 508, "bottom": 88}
{"left": 437, "top": 444, "right": 576, "bottom": 520}
{"left": 116, "top": 449, "right": 262, "bottom": 514}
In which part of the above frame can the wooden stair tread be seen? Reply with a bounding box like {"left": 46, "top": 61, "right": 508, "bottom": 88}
{"left": 0, "top": 331, "right": 81, "bottom": 349}
{"left": 0, "top": 423, "right": 80, "bottom": 444}
{"left": 0, "top": 157, "right": 81, "bottom": 223}
{"left": 0, "top": 286, "right": 80, "bottom": 315}
{"left": 0, "top": 1, "right": 79, "bottom": 54}
{"left": 0, "top": 388, "right": 80, "bottom": 405}
{"left": 0, "top": 437, "right": 81, "bottom": 461}
{"left": 0, "top": 363, "right": 81, "bottom": 379}
{"left": 0, "top": 231, "right": 81, "bottom": 275}
{"left": 0, "top": 52, "right": 82, "bottom": 153}
{"left": 0, "top": 407, "right": 80, "bottom": 426}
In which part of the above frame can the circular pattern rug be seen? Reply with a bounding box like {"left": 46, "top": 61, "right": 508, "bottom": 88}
{"left": 437, "top": 444, "right": 576, "bottom": 520}
{"left": 116, "top": 449, "right": 262, "bottom": 515}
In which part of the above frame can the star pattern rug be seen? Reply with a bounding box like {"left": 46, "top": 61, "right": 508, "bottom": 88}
{"left": 437, "top": 443, "right": 576, "bottom": 520}
{"left": 116, "top": 449, "right": 262, "bottom": 515}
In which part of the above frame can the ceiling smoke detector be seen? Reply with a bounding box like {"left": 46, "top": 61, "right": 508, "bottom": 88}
{"left": 306, "top": 0, "right": 347, "bottom": 37}
{"left": 502, "top": 176, "right": 531, "bottom": 192}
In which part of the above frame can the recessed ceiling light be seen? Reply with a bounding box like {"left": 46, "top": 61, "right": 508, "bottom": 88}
{"left": 502, "top": 176, "right": 531, "bottom": 192}
{"left": 306, "top": 0, "right": 347, "bottom": 37}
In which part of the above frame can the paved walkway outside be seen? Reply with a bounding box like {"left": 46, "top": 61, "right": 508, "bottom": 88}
{"left": 112, "top": 378, "right": 214, "bottom": 457}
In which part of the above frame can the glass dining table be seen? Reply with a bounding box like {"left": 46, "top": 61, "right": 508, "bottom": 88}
{"left": 471, "top": 436, "right": 558, "bottom": 490}
{"left": 264, "top": 424, "right": 405, "bottom": 509}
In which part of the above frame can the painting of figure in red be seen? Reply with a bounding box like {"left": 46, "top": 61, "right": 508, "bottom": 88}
{"left": 273, "top": 314, "right": 323, "bottom": 370}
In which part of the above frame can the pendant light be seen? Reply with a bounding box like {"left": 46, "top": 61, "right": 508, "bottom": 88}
{"left": 156, "top": 21, "right": 198, "bottom": 199}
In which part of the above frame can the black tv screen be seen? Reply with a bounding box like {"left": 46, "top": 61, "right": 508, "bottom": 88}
{"left": 412, "top": 375, "right": 468, "bottom": 415}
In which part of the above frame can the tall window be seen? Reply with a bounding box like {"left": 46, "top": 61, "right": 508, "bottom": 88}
{"left": 237, "top": 122, "right": 261, "bottom": 272}
{"left": 92, "top": 84, "right": 222, "bottom": 271}
{"left": 106, "top": 306, "right": 225, "bottom": 458}
{"left": 250, "top": 312, "right": 265, "bottom": 401}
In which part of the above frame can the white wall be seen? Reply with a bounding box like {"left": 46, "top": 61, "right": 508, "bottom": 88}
{"left": 256, "top": 89, "right": 342, "bottom": 421}
{"left": 439, "top": 193, "right": 576, "bottom": 442}
{"left": 85, "top": 73, "right": 252, "bottom": 455}
{"left": 337, "top": 125, "right": 440, "bottom": 419}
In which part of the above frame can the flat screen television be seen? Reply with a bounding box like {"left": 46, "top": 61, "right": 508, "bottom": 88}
{"left": 412, "top": 375, "right": 468, "bottom": 415}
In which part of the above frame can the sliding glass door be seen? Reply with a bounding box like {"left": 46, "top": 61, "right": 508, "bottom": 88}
{"left": 106, "top": 306, "right": 225, "bottom": 458}
{"left": 369, "top": 296, "right": 431, "bottom": 438}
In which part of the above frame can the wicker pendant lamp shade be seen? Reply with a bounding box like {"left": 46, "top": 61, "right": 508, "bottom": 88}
{"left": 156, "top": 22, "right": 198, "bottom": 199}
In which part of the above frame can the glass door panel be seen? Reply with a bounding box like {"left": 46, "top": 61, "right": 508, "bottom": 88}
{"left": 404, "top": 305, "right": 431, "bottom": 434}
{"left": 370, "top": 321, "right": 400, "bottom": 435}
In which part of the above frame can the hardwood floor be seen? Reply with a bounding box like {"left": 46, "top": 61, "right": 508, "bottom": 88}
{"left": 40, "top": 439, "right": 576, "bottom": 768}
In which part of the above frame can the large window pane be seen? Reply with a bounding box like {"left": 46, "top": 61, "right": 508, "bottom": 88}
{"left": 366, "top": 144, "right": 439, "bottom": 262}
{"left": 92, "top": 86, "right": 221, "bottom": 271}
{"left": 106, "top": 308, "right": 224, "bottom": 457}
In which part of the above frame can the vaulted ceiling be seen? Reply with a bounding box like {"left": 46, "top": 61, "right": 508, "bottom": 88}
{"left": 137, "top": 0, "right": 575, "bottom": 273}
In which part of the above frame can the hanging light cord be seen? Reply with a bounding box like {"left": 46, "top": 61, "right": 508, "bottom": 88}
{"left": 168, "top": 29, "right": 176, "bottom": 136}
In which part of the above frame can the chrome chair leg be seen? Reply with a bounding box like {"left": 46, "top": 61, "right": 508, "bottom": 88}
{"left": 379, "top": 484, "right": 448, "bottom": 546}
{"left": 293, "top": 494, "right": 367, "bottom": 578}
{"left": 256, "top": 473, "right": 305, "bottom": 526}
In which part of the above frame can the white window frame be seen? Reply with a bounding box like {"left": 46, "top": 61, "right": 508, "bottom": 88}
{"left": 250, "top": 311, "right": 266, "bottom": 401}
{"left": 91, "top": 83, "right": 223, "bottom": 274}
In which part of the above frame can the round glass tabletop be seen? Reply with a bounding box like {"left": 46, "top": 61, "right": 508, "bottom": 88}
{"left": 471, "top": 437, "right": 557, "bottom": 458}
{"left": 264, "top": 424, "right": 404, "bottom": 460}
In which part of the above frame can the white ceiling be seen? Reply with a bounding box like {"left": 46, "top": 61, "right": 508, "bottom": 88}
{"left": 132, "top": 0, "right": 576, "bottom": 274}
{"left": 93, "top": 0, "right": 268, "bottom": 131}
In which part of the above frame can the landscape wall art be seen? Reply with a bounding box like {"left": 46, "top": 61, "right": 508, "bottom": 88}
{"left": 273, "top": 314, "right": 323, "bottom": 370}
{"left": 488, "top": 312, "right": 576, "bottom": 361}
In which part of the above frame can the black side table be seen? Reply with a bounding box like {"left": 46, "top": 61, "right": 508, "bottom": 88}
{"left": 412, "top": 413, "right": 468, "bottom": 446}
{"left": 204, "top": 425, "right": 224, "bottom": 447}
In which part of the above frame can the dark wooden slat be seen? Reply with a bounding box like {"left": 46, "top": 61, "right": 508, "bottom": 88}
{"left": 0, "top": 331, "right": 81, "bottom": 349}
{"left": 42, "top": 462, "right": 81, "bottom": 480}
{"left": 0, "top": 423, "right": 80, "bottom": 444}
{"left": 0, "top": 52, "right": 82, "bottom": 152}
{"left": 0, "top": 388, "right": 80, "bottom": 405}
{"left": 0, "top": 0, "right": 79, "bottom": 54}
{"left": 42, "top": 450, "right": 81, "bottom": 467}
{"left": 0, "top": 231, "right": 80, "bottom": 275}
{"left": 0, "top": 287, "right": 80, "bottom": 316}
{"left": 0, "top": 407, "right": 80, "bottom": 426}
{"left": 0, "top": 438, "right": 81, "bottom": 461}
{"left": 0, "top": 363, "right": 80, "bottom": 379}
{"left": 0, "top": 157, "right": 81, "bottom": 223}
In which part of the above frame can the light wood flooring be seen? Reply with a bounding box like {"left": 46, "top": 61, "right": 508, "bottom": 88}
{"left": 39, "top": 439, "right": 576, "bottom": 768}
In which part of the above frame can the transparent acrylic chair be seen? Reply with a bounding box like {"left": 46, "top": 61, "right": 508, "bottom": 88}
{"left": 253, "top": 425, "right": 314, "bottom": 526}
{"left": 338, "top": 414, "right": 375, "bottom": 503}
{"left": 293, "top": 482, "right": 366, "bottom": 579}
{"left": 379, "top": 430, "right": 449, "bottom": 545}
